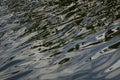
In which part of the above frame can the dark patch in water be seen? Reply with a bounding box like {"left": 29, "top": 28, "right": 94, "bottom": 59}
{"left": 5, "top": 70, "right": 32, "bottom": 80}
{"left": 58, "top": 58, "right": 70, "bottom": 64}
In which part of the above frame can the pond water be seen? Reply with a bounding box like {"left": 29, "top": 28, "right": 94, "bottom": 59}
{"left": 0, "top": 0, "right": 120, "bottom": 80}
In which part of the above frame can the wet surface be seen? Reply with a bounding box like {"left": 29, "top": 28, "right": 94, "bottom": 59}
{"left": 0, "top": 0, "right": 120, "bottom": 80}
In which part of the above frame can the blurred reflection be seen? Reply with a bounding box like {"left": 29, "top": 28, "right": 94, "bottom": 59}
{"left": 0, "top": 0, "right": 120, "bottom": 80}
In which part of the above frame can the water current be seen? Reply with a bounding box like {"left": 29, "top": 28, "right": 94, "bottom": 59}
{"left": 0, "top": 0, "right": 120, "bottom": 80}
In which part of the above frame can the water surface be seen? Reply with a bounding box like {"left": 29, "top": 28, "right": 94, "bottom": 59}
{"left": 0, "top": 0, "right": 120, "bottom": 80}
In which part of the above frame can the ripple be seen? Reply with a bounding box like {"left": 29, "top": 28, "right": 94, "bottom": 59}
{"left": 0, "top": 0, "right": 120, "bottom": 80}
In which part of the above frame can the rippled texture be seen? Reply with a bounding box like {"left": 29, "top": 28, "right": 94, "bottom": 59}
{"left": 0, "top": 0, "right": 120, "bottom": 80}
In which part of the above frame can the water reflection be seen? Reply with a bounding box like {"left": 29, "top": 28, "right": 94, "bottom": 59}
{"left": 0, "top": 0, "right": 120, "bottom": 80}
